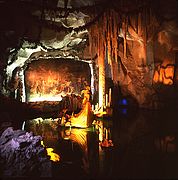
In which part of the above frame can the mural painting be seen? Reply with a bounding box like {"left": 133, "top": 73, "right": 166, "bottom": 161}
{"left": 25, "top": 59, "right": 91, "bottom": 102}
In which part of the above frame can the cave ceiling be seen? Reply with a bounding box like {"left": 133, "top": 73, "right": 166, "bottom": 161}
{"left": 1, "top": 0, "right": 178, "bottom": 75}
{"left": 0, "top": 0, "right": 108, "bottom": 76}
{"left": 0, "top": 0, "right": 108, "bottom": 63}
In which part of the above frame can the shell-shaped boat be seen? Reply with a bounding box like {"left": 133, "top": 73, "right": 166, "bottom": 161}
{"left": 65, "top": 101, "right": 93, "bottom": 128}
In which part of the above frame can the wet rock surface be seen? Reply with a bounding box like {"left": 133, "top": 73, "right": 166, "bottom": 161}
{"left": 0, "top": 127, "right": 51, "bottom": 177}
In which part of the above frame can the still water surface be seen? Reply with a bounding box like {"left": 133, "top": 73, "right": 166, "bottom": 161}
{"left": 25, "top": 108, "right": 178, "bottom": 179}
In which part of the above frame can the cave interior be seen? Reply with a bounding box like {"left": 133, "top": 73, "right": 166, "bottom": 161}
{"left": 0, "top": 0, "right": 178, "bottom": 178}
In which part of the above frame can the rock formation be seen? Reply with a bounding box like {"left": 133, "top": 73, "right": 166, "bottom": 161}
{"left": 0, "top": 127, "right": 51, "bottom": 177}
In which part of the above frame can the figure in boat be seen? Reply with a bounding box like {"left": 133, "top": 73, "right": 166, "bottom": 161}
{"left": 63, "top": 85, "right": 93, "bottom": 128}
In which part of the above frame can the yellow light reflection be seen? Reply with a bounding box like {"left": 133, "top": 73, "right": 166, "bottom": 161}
{"left": 61, "top": 128, "right": 89, "bottom": 172}
{"left": 63, "top": 129, "right": 88, "bottom": 152}
{"left": 94, "top": 108, "right": 107, "bottom": 117}
{"left": 41, "top": 141, "right": 60, "bottom": 162}
{"left": 46, "top": 148, "right": 60, "bottom": 162}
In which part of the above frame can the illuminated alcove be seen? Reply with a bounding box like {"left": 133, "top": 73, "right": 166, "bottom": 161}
{"left": 24, "top": 58, "right": 91, "bottom": 102}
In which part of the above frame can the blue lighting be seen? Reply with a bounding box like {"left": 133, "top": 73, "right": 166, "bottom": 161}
{"left": 122, "top": 108, "right": 127, "bottom": 114}
{"left": 122, "top": 99, "right": 128, "bottom": 105}
{"left": 118, "top": 98, "right": 128, "bottom": 106}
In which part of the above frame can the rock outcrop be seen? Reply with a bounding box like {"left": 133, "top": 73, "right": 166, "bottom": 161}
{"left": 0, "top": 127, "right": 51, "bottom": 177}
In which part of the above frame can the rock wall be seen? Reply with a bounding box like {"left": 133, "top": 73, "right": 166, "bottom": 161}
{"left": 0, "top": 0, "right": 178, "bottom": 109}
{"left": 117, "top": 0, "right": 178, "bottom": 109}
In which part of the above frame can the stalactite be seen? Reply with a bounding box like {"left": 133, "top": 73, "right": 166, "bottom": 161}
{"left": 88, "top": 19, "right": 92, "bottom": 60}
{"left": 107, "top": 11, "right": 112, "bottom": 67}
{"left": 138, "top": 12, "right": 142, "bottom": 36}
{"left": 88, "top": 8, "right": 121, "bottom": 107}
{"left": 96, "top": 14, "right": 105, "bottom": 107}
{"left": 111, "top": 10, "right": 119, "bottom": 84}
{"left": 123, "top": 15, "right": 128, "bottom": 59}
{"left": 144, "top": 7, "right": 147, "bottom": 65}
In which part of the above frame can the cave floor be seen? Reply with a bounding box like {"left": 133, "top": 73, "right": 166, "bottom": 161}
{"left": 25, "top": 108, "right": 178, "bottom": 179}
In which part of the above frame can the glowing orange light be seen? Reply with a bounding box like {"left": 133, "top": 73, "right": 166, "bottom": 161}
{"left": 153, "top": 60, "right": 174, "bottom": 85}
{"left": 153, "top": 70, "right": 159, "bottom": 83}
{"left": 26, "top": 69, "right": 74, "bottom": 102}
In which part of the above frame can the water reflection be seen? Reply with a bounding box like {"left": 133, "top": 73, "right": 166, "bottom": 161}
{"left": 154, "top": 135, "right": 176, "bottom": 153}
{"left": 24, "top": 109, "right": 178, "bottom": 178}
{"left": 41, "top": 141, "right": 60, "bottom": 162}
{"left": 25, "top": 117, "right": 112, "bottom": 177}
{"left": 60, "top": 128, "right": 89, "bottom": 173}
